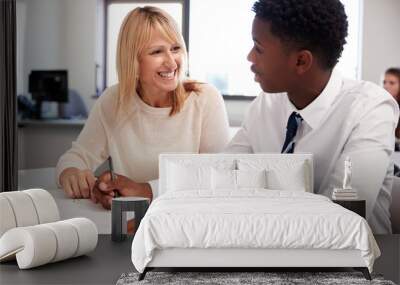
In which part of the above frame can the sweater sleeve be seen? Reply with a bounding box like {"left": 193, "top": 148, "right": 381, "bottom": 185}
{"left": 55, "top": 96, "right": 110, "bottom": 187}
{"left": 199, "top": 85, "right": 230, "bottom": 153}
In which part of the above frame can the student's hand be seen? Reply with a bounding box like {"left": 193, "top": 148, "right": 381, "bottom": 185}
{"left": 59, "top": 167, "right": 96, "bottom": 199}
{"left": 91, "top": 171, "right": 153, "bottom": 210}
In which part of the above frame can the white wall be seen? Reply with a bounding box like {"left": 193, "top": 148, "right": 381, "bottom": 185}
{"left": 361, "top": 0, "right": 400, "bottom": 84}
{"left": 17, "top": 0, "right": 97, "bottom": 110}
{"left": 21, "top": 0, "right": 65, "bottom": 93}
{"left": 62, "top": 0, "right": 97, "bottom": 110}
{"left": 16, "top": 1, "right": 26, "bottom": 96}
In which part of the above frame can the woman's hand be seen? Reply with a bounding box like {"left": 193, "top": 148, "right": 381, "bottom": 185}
{"left": 59, "top": 167, "right": 96, "bottom": 199}
{"left": 91, "top": 171, "right": 152, "bottom": 210}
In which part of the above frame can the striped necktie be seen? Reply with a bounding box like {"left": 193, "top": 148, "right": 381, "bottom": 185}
{"left": 281, "top": 112, "right": 303, "bottom": 154}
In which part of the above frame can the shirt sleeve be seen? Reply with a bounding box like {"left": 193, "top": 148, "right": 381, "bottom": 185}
{"left": 325, "top": 98, "right": 399, "bottom": 221}
{"left": 148, "top": 179, "right": 159, "bottom": 199}
{"left": 224, "top": 126, "right": 254, "bottom": 153}
{"left": 224, "top": 96, "right": 257, "bottom": 154}
{"left": 55, "top": 98, "right": 109, "bottom": 187}
{"left": 199, "top": 85, "right": 231, "bottom": 153}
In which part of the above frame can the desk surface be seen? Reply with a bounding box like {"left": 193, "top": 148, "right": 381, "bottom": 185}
{"left": 0, "top": 235, "right": 133, "bottom": 285}
{"left": 18, "top": 119, "right": 86, "bottom": 127}
{"left": 18, "top": 168, "right": 112, "bottom": 234}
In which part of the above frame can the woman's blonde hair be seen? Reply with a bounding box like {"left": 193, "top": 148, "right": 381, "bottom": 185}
{"left": 116, "top": 6, "right": 199, "bottom": 116}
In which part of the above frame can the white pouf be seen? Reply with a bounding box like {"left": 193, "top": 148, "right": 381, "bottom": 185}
{"left": 0, "top": 218, "right": 98, "bottom": 269}
{"left": 0, "top": 189, "right": 98, "bottom": 269}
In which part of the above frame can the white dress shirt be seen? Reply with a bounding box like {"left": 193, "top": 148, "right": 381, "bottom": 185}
{"left": 225, "top": 71, "right": 399, "bottom": 234}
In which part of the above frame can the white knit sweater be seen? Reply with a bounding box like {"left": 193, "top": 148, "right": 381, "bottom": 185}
{"left": 56, "top": 83, "right": 230, "bottom": 195}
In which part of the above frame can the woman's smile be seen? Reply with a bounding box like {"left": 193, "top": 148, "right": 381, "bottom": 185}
{"left": 158, "top": 70, "right": 176, "bottom": 80}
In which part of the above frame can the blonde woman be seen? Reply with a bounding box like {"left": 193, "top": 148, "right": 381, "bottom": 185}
{"left": 56, "top": 6, "right": 230, "bottom": 208}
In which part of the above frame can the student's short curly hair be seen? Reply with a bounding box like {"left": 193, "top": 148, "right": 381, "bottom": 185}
{"left": 252, "top": 0, "right": 348, "bottom": 69}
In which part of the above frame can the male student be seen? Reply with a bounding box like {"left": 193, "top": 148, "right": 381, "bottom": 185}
{"left": 224, "top": 0, "right": 399, "bottom": 233}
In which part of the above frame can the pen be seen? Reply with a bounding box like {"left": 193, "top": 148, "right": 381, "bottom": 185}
{"left": 108, "top": 156, "right": 119, "bottom": 197}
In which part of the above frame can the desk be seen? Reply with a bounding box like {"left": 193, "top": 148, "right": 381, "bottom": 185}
{"left": 0, "top": 235, "right": 398, "bottom": 285}
{"left": 18, "top": 168, "right": 112, "bottom": 234}
{"left": 18, "top": 119, "right": 86, "bottom": 127}
{"left": 0, "top": 235, "right": 133, "bottom": 285}
{"left": 18, "top": 119, "right": 85, "bottom": 169}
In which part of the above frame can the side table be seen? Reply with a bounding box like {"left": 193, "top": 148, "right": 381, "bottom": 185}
{"left": 332, "top": 199, "right": 366, "bottom": 218}
{"left": 111, "top": 197, "right": 150, "bottom": 242}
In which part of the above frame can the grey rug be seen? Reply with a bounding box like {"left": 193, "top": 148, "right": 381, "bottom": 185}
{"left": 116, "top": 271, "right": 395, "bottom": 285}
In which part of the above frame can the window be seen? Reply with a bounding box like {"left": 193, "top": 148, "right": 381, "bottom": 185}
{"left": 105, "top": 0, "right": 363, "bottom": 97}
{"left": 189, "top": 0, "right": 259, "bottom": 98}
{"left": 335, "top": 0, "right": 363, "bottom": 80}
{"left": 188, "top": 0, "right": 363, "bottom": 97}
{"left": 106, "top": 1, "right": 186, "bottom": 87}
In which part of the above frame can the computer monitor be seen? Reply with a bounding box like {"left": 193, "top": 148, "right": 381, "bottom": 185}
{"left": 29, "top": 70, "right": 68, "bottom": 119}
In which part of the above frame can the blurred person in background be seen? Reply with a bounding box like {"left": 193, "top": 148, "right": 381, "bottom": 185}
{"left": 383, "top": 67, "right": 400, "bottom": 144}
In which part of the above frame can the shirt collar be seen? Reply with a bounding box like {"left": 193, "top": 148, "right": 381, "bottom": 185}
{"left": 285, "top": 70, "right": 343, "bottom": 130}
